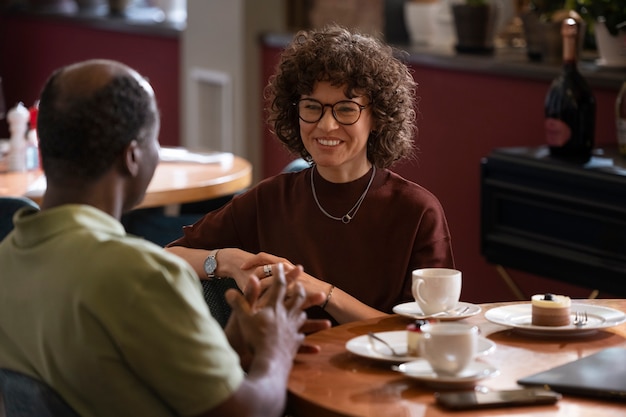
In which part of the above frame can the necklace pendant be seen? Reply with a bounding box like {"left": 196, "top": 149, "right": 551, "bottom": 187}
{"left": 311, "top": 165, "right": 376, "bottom": 225}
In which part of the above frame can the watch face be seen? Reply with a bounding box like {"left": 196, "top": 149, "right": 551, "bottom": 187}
{"left": 204, "top": 255, "right": 217, "bottom": 276}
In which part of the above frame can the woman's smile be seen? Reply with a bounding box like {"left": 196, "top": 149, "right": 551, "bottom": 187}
{"left": 316, "top": 138, "right": 342, "bottom": 147}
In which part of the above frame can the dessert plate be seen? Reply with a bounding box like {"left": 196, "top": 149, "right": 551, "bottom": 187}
{"left": 485, "top": 303, "right": 626, "bottom": 336}
{"left": 392, "top": 301, "right": 481, "bottom": 321}
{"left": 346, "top": 330, "right": 496, "bottom": 363}
{"left": 393, "top": 359, "right": 499, "bottom": 389}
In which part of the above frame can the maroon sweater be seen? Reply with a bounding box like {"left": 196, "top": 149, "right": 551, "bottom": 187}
{"left": 168, "top": 167, "right": 454, "bottom": 320}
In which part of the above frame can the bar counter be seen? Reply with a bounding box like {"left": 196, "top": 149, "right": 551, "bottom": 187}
{"left": 263, "top": 33, "right": 625, "bottom": 91}
{"left": 1, "top": 3, "right": 183, "bottom": 37}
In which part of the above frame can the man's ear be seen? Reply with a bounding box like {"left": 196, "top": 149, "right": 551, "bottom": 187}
{"left": 122, "top": 140, "right": 140, "bottom": 177}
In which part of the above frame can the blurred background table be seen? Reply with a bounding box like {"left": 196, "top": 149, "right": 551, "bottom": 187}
{"left": 0, "top": 156, "right": 252, "bottom": 209}
{"left": 288, "top": 299, "right": 626, "bottom": 417}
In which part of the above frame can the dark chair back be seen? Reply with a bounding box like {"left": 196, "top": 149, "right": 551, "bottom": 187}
{"left": 0, "top": 369, "right": 81, "bottom": 417}
{"left": 0, "top": 197, "right": 39, "bottom": 240}
{"left": 282, "top": 158, "right": 310, "bottom": 173}
{"left": 201, "top": 278, "right": 241, "bottom": 328}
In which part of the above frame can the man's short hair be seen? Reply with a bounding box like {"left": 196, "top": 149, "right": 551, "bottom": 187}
{"left": 38, "top": 64, "right": 158, "bottom": 182}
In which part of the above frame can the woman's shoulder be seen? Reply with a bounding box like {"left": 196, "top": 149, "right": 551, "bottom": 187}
{"left": 253, "top": 168, "right": 311, "bottom": 191}
{"left": 227, "top": 168, "right": 311, "bottom": 208}
{"left": 378, "top": 169, "right": 446, "bottom": 212}
{"left": 382, "top": 169, "right": 437, "bottom": 196}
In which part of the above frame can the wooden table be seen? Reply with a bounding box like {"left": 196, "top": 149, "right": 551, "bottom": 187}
{"left": 0, "top": 156, "right": 252, "bottom": 209}
{"left": 288, "top": 299, "right": 626, "bottom": 417}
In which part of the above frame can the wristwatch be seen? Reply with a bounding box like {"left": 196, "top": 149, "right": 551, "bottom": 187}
{"left": 203, "top": 249, "right": 219, "bottom": 278}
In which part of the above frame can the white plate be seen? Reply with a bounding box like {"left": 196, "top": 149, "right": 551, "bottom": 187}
{"left": 485, "top": 303, "right": 626, "bottom": 336}
{"left": 392, "top": 301, "right": 481, "bottom": 321}
{"left": 345, "top": 330, "right": 496, "bottom": 363}
{"left": 393, "top": 359, "right": 499, "bottom": 388}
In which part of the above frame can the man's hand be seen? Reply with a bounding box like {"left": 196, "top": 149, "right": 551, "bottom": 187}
{"left": 224, "top": 264, "right": 330, "bottom": 370}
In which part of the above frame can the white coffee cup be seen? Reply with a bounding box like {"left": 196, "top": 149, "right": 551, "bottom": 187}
{"left": 411, "top": 268, "right": 461, "bottom": 316}
{"left": 420, "top": 322, "right": 478, "bottom": 376}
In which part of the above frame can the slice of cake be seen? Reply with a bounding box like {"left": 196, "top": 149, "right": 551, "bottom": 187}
{"left": 531, "top": 293, "right": 571, "bottom": 326}
{"left": 406, "top": 319, "right": 429, "bottom": 356}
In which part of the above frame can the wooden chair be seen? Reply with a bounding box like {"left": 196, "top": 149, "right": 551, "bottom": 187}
{"left": 0, "top": 369, "right": 81, "bottom": 417}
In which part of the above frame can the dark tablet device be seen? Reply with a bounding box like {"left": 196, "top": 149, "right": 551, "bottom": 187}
{"left": 518, "top": 347, "right": 626, "bottom": 400}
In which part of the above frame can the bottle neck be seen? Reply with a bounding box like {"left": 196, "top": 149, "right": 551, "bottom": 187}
{"left": 562, "top": 34, "right": 577, "bottom": 64}
{"left": 561, "top": 17, "right": 579, "bottom": 66}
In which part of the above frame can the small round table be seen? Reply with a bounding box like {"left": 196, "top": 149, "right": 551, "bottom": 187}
{"left": 0, "top": 156, "right": 252, "bottom": 209}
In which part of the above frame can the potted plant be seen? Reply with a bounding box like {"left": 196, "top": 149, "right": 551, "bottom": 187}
{"left": 403, "top": 0, "right": 441, "bottom": 45}
{"left": 521, "top": 0, "right": 566, "bottom": 62}
{"left": 528, "top": 0, "right": 566, "bottom": 19}
{"left": 575, "top": 0, "right": 626, "bottom": 66}
{"left": 450, "top": 0, "right": 499, "bottom": 54}
{"left": 521, "top": 0, "right": 585, "bottom": 63}
{"left": 575, "top": 0, "right": 626, "bottom": 36}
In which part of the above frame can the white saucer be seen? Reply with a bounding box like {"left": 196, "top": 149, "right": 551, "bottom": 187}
{"left": 485, "top": 303, "right": 626, "bottom": 337}
{"left": 345, "top": 331, "right": 496, "bottom": 363}
{"left": 393, "top": 359, "right": 499, "bottom": 388}
{"left": 392, "top": 301, "right": 481, "bottom": 321}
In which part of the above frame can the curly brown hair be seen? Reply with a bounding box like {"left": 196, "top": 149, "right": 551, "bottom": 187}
{"left": 265, "top": 24, "right": 418, "bottom": 168}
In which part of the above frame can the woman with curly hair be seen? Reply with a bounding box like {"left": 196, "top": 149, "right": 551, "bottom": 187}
{"left": 167, "top": 25, "right": 454, "bottom": 325}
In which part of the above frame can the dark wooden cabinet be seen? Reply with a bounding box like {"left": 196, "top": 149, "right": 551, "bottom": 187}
{"left": 481, "top": 146, "right": 626, "bottom": 296}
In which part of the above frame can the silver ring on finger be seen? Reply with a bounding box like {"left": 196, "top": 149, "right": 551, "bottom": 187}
{"left": 263, "top": 264, "right": 272, "bottom": 277}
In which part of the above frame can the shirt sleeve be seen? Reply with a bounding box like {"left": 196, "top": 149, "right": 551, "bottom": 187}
{"left": 90, "top": 244, "right": 245, "bottom": 416}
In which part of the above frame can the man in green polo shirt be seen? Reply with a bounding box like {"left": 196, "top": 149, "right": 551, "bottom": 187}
{"left": 0, "top": 59, "right": 328, "bottom": 417}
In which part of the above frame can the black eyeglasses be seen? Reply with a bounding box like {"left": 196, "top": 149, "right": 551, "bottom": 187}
{"left": 296, "top": 98, "right": 369, "bottom": 126}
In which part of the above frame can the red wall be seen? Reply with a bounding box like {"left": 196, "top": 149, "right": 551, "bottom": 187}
{"left": 261, "top": 42, "right": 621, "bottom": 303}
{"left": 0, "top": 13, "right": 180, "bottom": 147}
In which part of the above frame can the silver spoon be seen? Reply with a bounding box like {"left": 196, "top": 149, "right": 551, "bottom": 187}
{"left": 367, "top": 332, "right": 404, "bottom": 357}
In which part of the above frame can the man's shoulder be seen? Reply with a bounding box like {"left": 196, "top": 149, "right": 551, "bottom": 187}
{"left": 100, "top": 235, "right": 194, "bottom": 274}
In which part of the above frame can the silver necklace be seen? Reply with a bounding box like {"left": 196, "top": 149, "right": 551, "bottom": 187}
{"left": 310, "top": 165, "right": 376, "bottom": 224}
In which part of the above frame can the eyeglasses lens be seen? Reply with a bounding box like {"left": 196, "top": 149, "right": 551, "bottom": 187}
{"left": 297, "top": 99, "right": 363, "bottom": 125}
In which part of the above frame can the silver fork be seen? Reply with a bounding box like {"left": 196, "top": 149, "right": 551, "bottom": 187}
{"left": 573, "top": 310, "right": 588, "bottom": 327}
{"left": 429, "top": 305, "right": 470, "bottom": 318}
{"left": 367, "top": 332, "right": 404, "bottom": 357}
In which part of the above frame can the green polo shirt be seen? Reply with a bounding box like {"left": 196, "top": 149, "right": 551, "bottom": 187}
{"left": 0, "top": 205, "right": 243, "bottom": 417}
